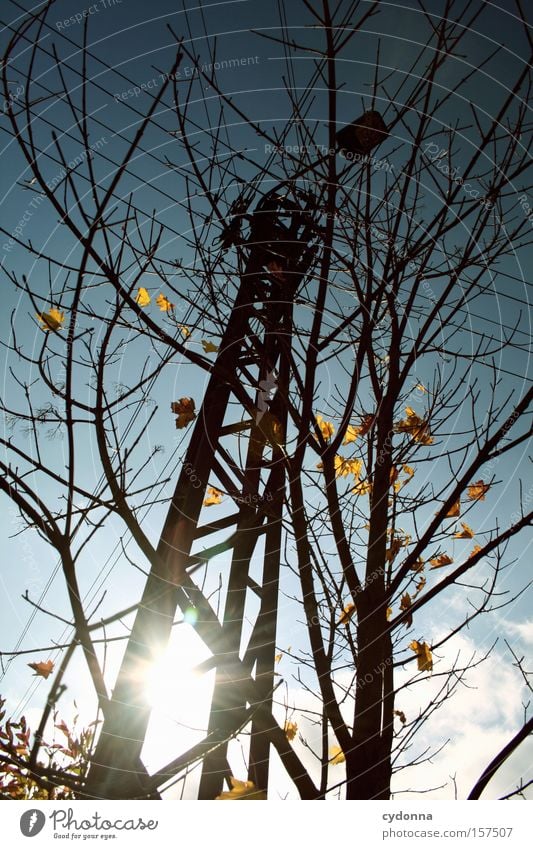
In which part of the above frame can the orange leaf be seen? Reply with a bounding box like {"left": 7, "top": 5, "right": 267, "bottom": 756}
{"left": 338, "top": 602, "right": 356, "bottom": 625}
{"left": 467, "top": 480, "right": 490, "bottom": 501}
{"left": 204, "top": 486, "right": 222, "bottom": 507}
{"left": 203, "top": 486, "right": 223, "bottom": 507}
{"left": 395, "top": 407, "right": 433, "bottom": 445}
{"left": 28, "top": 660, "right": 54, "bottom": 679}
{"left": 155, "top": 293, "right": 174, "bottom": 312}
{"left": 429, "top": 553, "right": 453, "bottom": 569}
{"left": 171, "top": 397, "right": 196, "bottom": 428}
{"left": 446, "top": 500, "right": 460, "bottom": 518}
{"left": 454, "top": 522, "right": 475, "bottom": 539}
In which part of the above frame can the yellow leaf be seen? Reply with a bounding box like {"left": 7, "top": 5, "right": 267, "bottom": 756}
{"left": 329, "top": 746, "right": 345, "bottom": 765}
{"left": 284, "top": 721, "right": 298, "bottom": 742}
{"left": 352, "top": 479, "right": 372, "bottom": 496}
{"left": 446, "top": 500, "right": 460, "bottom": 518}
{"left": 395, "top": 407, "right": 433, "bottom": 445}
{"left": 394, "top": 709, "right": 407, "bottom": 724}
{"left": 274, "top": 652, "right": 282, "bottom": 664}
{"left": 37, "top": 308, "right": 65, "bottom": 332}
{"left": 334, "top": 455, "right": 362, "bottom": 478}
{"left": 216, "top": 777, "right": 267, "bottom": 800}
{"left": 454, "top": 522, "right": 475, "bottom": 539}
{"left": 468, "top": 480, "right": 490, "bottom": 501}
{"left": 409, "top": 640, "right": 433, "bottom": 672}
{"left": 429, "top": 553, "right": 453, "bottom": 569}
{"left": 338, "top": 602, "right": 356, "bottom": 626}
{"left": 315, "top": 414, "right": 335, "bottom": 441}
{"left": 469, "top": 544, "right": 483, "bottom": 559}
{"left": 258, "top": 411, "right": 284, "bottom": 446}
{"left": 202, "top": 339, "right": 219, "bottom": 353}
{"left": 416, "top": 383, "right": 426, "bottom": 393}
{"left": 342, "top": 414, "right": 374, "bottom": 444}
{"left": 343, "top": 424, "right": 361, "bottom": 444}
{"left": 400, "top": 592, "right": 413, "bottom": 628}
{"left": 171, "top": 397, "right": 196, "bottom": 428}
{"left": 155, "top": 293, "right": 174, "bottom": 312}
{"left": 203, "top": 486, "right": 223, "bottom": 507}
{"left": 135, "top": 287, "right": 151, "bottom": 307}
{"left": 178, "top": 324, "right": 191, "bottom": 338}
{"left": 28, "top": 660, "right": 54, "bottom": 679}
{"left": 386, "top": 606, "right": 393, "bottom": 621}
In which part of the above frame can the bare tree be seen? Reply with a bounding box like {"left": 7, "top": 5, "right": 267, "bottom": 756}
{"left": 1, "top": 0, "right": 531, "bottom": 800}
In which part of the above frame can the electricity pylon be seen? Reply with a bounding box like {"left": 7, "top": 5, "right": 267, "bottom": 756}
{"left": 85, "top": 187, "right": 317, "bottom": 799}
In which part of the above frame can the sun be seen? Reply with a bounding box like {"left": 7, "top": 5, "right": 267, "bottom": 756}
{"left": 141, "top": 616, "right": 215, "bottom": 778}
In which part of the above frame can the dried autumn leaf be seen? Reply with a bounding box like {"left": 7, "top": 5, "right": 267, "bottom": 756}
{"left": 334, "top": 455, "right": 362, "bottom": 479}
{"left": 203, "top": 486, "right": 223, "bottom": 507}
{"left": 409, "top": 557, "right": 425, "bottom": 573}
{"left": 409, "top": 640, "right": 433, "bottom": 672}
{"left": 342, "top": 414, "right": 374, "bottom": 444}
{"left": 352, "top": 479, "right": 372, "bottom": 496}
{"left": 469, "top": 544, "right": 483, "bottom": 559}
{"left": 429, "top": 553, "right": 453, "bottom": 569}
{"left": 202, "top": 339, "right": 219, "bottom": 353}
{"left": 394, "top": 709, "right": 407, "bottom": 724}
{"left": 284, "top": 721, "right": 298, "bottom": 742}
{"left": 315, "top": 414, "right": 335, "bottom": 441}
{"left": 386, "top": 606, "right": 393, "bottom": 621}
{"left": 258, "top": 411, "right": 284, "bottom": 446}
{"left": 400, "top": 592, "right": 413, "bottom": 628}
{"left": 37, "top": 308, "right": 65, "bottom": 332}
{"left": 343, "top": 424, "right": 361, "bottom": 444}
{"left": 135, "top": 287, "right": 151, "bottom": 307}
{"left": 358, "top": 413, "right": 375, "bottom": 437}
{"left": 171, "top": 397, "right": 196, "bottom": 429}
{"left": 415, "top": 576, "right": 426, "bottom": 595}
{"left": 216, "top": 777, "right": 267, "bottom": 800}
{"left": 416, "top": 383, "right": 426, "bottom": 393}
{"left": 446, "top": 500, "right": 461, "bottom": 518}
{"left": 155, "top": 293, "right": 174, "bottom": 312}
{"left": 274, "top": 653, "right": 282, "bottom": 664}
{"left": 178, "top": 324, "right": 191, "bottom": 338}
{"left": 468, "top": 480, "right": 490, "bottom": 501}
{"left": 338, "top": 602, "right": 356, "bottom": 626}
{"left": 454, "top": 522, "right": 475, "bottom": 539}
{"left": 395, "top": 407, "right": 433, "bottom": 445}
{"left": 28, "top": 660, "right": 54, "bottom": 679}
{"left": 329, "top": 746, "right": 345, "bottom": 765}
